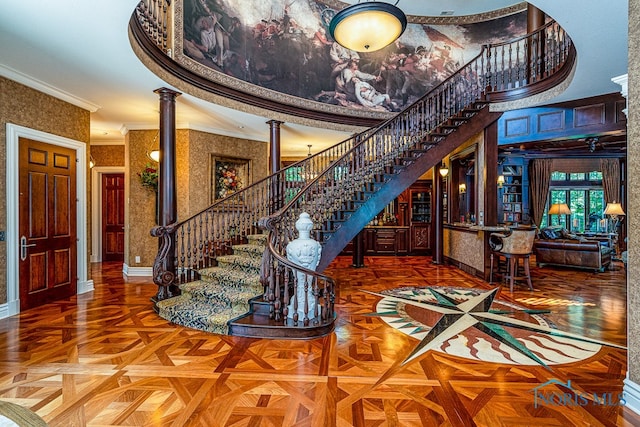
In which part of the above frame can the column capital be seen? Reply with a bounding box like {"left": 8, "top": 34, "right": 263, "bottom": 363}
{"left": 153, "top": 87, "right": 182, "bottom": 100}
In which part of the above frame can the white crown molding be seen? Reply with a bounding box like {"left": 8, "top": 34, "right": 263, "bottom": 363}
{"left": 0, "top": 64, "right": 101, "bottom": 112}
{"left": 120, "top": 122, "right": 266, "bottom": 142}
{"left": 91, "top": 140, "right": 125, "bottom": 146}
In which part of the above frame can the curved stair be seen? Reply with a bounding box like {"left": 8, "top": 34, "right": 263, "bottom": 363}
{"left": 157, "top": 234, "right": 267, "bottom": 334}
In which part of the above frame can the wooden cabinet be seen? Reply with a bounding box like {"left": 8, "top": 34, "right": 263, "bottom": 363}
{"left": 411, "top": 224, "right": 431, "bottom": 252}
{"left": 410, "top": 187, "right": 432, "bottom": 223}
{"left": 396, "top": 228, "right": 409, "bottom": 254}
{"left": 341, "top": 181, "right": 433, "bottom": 256}
{"left": 364, "top": 228, "right": 377, "bottom": 255}
{"left": 409, "top": 181, "right": 432, "bottom": 253}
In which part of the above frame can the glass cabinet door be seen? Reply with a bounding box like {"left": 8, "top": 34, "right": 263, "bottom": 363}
{"left": 411, "top": 191, "right": 431, "bottom": 222}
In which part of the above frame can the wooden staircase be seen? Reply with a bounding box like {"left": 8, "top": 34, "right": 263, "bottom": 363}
{"left": 146, "top": 19, "right": 576, "bottom": 339}
{"left": 316, "top": 104, "right": 501, "bottom": 271}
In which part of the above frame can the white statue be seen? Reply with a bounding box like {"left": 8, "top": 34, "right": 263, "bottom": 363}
{"left": 286, "top": 212, "right": 322, "bottom": 320}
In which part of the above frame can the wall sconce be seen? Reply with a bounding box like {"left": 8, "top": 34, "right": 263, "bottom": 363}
{"left": 459, "top": 183, "right": 466, "bottom": 194}
{"left": 148, "top": 150, "right": 160, "bottom": 162}
{"left": 497, "top": 175, "right": 505, "bottom": 188}
{"left": 439, "top": 162, "right": 449, "bottom": 177}
{"left": 89, "top": 154, "right": 96, "bottom": 169}
{"left": 307, "top": 144, "right": 313, "bottom": 157}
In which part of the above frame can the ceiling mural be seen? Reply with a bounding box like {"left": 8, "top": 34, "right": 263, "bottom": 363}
{"left": 176, "top": 0, "right": 527, "bottom": 118}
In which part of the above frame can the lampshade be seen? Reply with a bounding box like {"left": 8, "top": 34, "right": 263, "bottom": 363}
{"left": 497, "top": 175, "right": 505, "bottom": 187}
{"left": 89, "top": 154, "right": 96, "bottom": 169}
{"left": 604, "top": 202, "right": 625, "bottom": 217}
{"left": 548, "top": 203, "right": 572, "bottom": 215}
{"left": 439, "top": 163, "right": 449, "bottom": 177}
{"left": 459, "top": 183, "right": 466, "bottom": 194}
{"left": 329, "top": 2, "right": 407, "bottom": 52}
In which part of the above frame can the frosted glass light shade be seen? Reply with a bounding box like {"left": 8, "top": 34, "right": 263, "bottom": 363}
{"left": 329, "top": 2, "right": 407, "bottom": 52}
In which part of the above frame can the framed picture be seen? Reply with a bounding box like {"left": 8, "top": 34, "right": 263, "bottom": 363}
{"left": 211, "top": 155, "right": 251, "bottom": 202}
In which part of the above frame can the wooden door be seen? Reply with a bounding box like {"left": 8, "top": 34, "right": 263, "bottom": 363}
{"left": 19, "top": 138, "right": 77, "bottom": 310}
{"left": 101, "top": 173, "right": 125, "bottom": 261}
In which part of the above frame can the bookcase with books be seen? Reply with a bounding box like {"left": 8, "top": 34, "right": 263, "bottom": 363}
{"left": 500, "top": 164, "right": 523, "bottom": 223}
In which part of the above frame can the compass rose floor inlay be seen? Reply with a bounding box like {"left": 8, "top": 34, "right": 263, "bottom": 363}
{"left": 370, "top": 286, "right": 625, "bottom": 367}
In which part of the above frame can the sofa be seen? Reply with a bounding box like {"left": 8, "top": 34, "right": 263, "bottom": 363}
{"left": 533, "top": 227, "right": 613, "bottom": 272}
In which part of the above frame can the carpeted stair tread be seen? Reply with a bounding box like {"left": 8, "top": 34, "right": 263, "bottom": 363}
{"left": 180, "top": 280, "right": 262, "bottom": 304}
{"left": 231, "top": 244, "right": 265, "bottom": 257}
{"left": 247, "top": 234, "right": 268, "bottom": 246}
{"left": 157, "top": 297, "right": 238, "bottom": 335}
{"left": 216, "top": 254, "right": 262, "bottom": 272}
{"left": 198, "top": 267, "right": 262, "bottom": 288}
{"left": 158, "top": 235, "right": 265, "bottom": 336}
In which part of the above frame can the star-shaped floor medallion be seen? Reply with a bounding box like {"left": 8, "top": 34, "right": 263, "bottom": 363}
{"left": 368, "top": 286, "right": 625, "bottom": 367}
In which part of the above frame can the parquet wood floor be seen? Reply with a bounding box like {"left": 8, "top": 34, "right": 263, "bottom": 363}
{"left": 0, "top": 257, "right": 638, "bottom": 426}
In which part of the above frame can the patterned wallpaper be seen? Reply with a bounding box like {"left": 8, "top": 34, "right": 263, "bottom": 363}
{"left": 126, "top": 129, "right": 268, "bottom": 268}
{"left": 91, "top": 145, "right": 125, "bottom": 166}
{"left": 0, "top": 76, "right": 90, "bottom": 304}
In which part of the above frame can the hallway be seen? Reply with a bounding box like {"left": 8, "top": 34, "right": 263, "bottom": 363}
{"left": 0, "top": 257, "right": 636, "bottom": 426}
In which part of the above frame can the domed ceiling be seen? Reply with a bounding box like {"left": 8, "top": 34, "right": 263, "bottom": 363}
{"left": 167, "top": 0, "right": 528, "bottom": 126}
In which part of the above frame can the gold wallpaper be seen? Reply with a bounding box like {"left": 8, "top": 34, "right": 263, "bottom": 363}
{"left": 0, "top": 76, "right": 90, "bottom": 304}
{"left": 91, "top": 145, "right": 125, "bottom": 166}
{"left": 125, "top": 129, "right": 268, "bottom": 268}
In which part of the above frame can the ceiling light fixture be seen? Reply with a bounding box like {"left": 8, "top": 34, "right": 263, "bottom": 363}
{"left": 329, "top": 1, "right": 407, "bottom": 52}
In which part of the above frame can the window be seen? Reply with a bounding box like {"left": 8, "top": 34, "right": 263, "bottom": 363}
{"left": 540, "top": 170, "right": 604, "bottom": 232}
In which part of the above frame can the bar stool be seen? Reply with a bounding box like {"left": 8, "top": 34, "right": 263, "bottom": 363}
{"left": 489, "top": 228, "right": 536, "bottom": 292}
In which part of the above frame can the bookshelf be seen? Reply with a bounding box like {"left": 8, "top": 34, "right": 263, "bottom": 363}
{"left": 501, "top": 164, "right": 523, "bottom": 223}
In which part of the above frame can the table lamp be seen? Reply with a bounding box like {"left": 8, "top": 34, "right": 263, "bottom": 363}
{"left": 548, "top": 203, "right": 571, "bottom": 227}
{"left": 604, "top": 202, "right": 625, "bottom": 232}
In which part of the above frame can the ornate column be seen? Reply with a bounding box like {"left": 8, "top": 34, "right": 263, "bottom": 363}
{"left": 268, "top": 120, "right": 283, "bottom": 174}
{"left": 267, "top": 119, "right": 284, "bottom": 213}
{"left": 151, "top": 87, "right": 181, "bottom": 304}
{"left": 154, "top": 87, "right": 181, "bottom": 227}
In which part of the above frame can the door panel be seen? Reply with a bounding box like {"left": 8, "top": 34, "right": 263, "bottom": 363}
{"left": 102, "top": 173, "right": 125, "bottom": 262}
{"left": 19, "top": 138, "right": 77, "bottom": 310}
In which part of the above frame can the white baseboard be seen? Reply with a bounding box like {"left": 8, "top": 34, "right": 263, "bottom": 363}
{"left": 123, "top": 263, "right": 153, "bottom": 277}
{"left": 624, "top": 375, "right": 640, "bottom": 415}
{"left": 0, "top": 299, "right": 19, "bottom": 320}
{"left": 78, "top": 279, "right": 94, "bottom": 294}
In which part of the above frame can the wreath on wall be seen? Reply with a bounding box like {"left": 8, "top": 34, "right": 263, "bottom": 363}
{"left": 138, "top": 163, "right": 158, "bottom": 192}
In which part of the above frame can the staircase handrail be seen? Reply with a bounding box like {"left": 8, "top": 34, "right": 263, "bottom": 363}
{"left": 257, "top": 19, "right": 574, "bottom": 322}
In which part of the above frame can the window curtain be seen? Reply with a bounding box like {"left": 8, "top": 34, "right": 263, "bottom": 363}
{"left": 528, "top": 158, "right": 553, "bottom": 228}
{"left": 600, "top": 158, "right": 621, "bottom": 203}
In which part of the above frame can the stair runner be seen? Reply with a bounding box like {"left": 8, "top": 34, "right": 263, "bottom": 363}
{"left": 157, "top": 234, "right": 267, "bottom": 334}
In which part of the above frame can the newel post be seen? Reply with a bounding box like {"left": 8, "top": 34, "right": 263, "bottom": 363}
{"left": 151, "top": 87, "right": 181, "bottom": 307}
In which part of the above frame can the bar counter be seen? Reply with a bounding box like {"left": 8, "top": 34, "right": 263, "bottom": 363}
{"left": 443, "top": 223, "right": 509, "bottom": 279}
